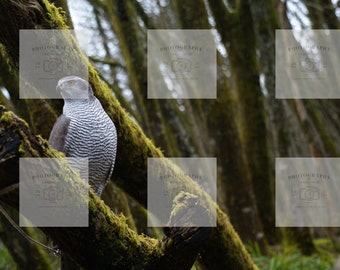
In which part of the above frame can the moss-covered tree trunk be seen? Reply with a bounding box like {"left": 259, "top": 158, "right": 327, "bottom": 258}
{"left": 172, "top": 0, "right": 268, "bottom": 251}
{"left": 208, "top": 0, "right": 278, "bottom": 243}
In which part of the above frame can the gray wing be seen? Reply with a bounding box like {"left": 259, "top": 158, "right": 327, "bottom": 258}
{"left": 48, "top": 114, "right": 71, "bottom": 154}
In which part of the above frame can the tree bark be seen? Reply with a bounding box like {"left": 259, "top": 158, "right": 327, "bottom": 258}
{"left": 207, "top": 0, "right": 277, "bottom": 244}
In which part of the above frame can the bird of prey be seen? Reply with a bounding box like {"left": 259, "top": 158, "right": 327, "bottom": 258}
{"left": 49, "top": 76, "right": 117, "bottom": 196}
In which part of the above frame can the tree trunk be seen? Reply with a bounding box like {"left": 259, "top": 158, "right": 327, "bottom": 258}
{"left": 207, "top": 0, "right": 278, "bottom": 243}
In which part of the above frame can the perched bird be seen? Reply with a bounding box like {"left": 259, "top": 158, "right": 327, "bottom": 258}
{"left": 49, "top": 76, "right": 117, "bottom": 196}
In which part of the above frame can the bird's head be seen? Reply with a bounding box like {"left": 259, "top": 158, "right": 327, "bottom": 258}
{"left": 57, "top": 76, "right": 94, "bottom": 100}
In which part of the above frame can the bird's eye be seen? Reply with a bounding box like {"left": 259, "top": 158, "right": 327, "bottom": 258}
{"left": 69, "top": 80, "right": 75, "bottom": 86}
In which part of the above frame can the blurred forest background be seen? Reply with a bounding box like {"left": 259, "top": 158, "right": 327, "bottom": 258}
{"left": 0, "top": 0, "right": 340, "bottom": 269}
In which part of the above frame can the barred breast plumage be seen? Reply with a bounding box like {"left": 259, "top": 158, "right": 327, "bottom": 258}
{"left": 49, "top": 76, "right": 117, "bottom": 196}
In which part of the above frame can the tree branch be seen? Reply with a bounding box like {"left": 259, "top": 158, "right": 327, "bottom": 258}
{"left": 0, "top": 106, "right": 213, "bottom": 269}
{"left": 89, "top": 56, "right": 125, "bottom": 68}
{"left": 0, "top": 106, "right": 163, "bottom": 269}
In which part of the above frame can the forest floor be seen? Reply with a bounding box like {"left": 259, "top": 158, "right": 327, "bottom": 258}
{"left": 248, "top": 238, "right": 338, "bottom": 270}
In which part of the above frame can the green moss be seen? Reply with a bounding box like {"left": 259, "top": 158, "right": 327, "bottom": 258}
{"left": 0, "top": 111, "right": 12, "bottom": 124}
{"left": 0, "top": 111, "right": 28, "bottom": 128}
{"left": 0, "top": 242, "right": 17, "bottom": 270}
{"left": 36, "top": 135, "right": 65, "bottom": 158}
{"left": 18, "top": 143, "right": 27, "bottom": 157}
{"left": 17, "top": 137, "right": 38, "bottom": 158}
{"left": 87, "top": 190, "right": 163, "bottom": 268}
{"left": 42, "top": 0, "right": 68, "bottom": 29}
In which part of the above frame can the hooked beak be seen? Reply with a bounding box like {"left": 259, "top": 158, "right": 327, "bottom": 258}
{"left": 56, "top": 83, "right": 62, "bottom": 92}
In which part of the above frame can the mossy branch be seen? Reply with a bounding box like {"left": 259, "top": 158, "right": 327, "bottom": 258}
{"left": 0, "top": 106, "right": 214, "bottom": 269}
{"left": 0, "top": 106, "right": 158, "bottom": 269}
{"left": 0, "top": 105, "right": 258, "bottom": 269}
